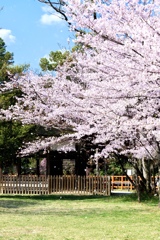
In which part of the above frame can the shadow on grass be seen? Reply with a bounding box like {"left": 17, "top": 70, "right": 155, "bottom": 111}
{"left": 0, "top": 196, "right": 38, "bottom": 209}
{"left": 0, "top": 192, "right": 137, "bottom": 202}
{"left": 0, "top": 194, "right": 109, "bottom": 209}
{"left": 0, "top": 192, "right": 158, "bottom": 206}
{"left": 111, "top": 192, "right": 159, "bottom": 206}
{"left": 0, "top": 194, "right": 108, "bottom": 201}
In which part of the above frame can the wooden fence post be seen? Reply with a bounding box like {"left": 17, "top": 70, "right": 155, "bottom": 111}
{"left": 108, "top": 176, "right": 111, "bottom": 196}
{"left": 48, "top": 175, "right": 52, "bottom": 194}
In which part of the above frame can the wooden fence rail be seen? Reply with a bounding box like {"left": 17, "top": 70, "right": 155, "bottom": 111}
{"left": 0, "top": 175, "right": 111, "bottom": 196}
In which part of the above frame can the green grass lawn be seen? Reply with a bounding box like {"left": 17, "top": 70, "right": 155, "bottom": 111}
{"left": 0, "top": 193, "right": 159, "bottom": 240}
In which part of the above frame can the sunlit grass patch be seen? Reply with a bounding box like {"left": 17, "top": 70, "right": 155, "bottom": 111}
{"left": 0, "top": 194, "right": 159, "bottom": 240}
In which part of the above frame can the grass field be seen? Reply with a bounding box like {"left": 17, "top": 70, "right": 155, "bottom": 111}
{"left": 0, "top": 193, "right": 160, "bottom": 240}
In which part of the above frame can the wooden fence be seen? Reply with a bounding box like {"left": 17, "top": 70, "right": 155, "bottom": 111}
{"left": 48, "top": 175, "right": 111, "bottom": 195}
{"left": 0, "top": 174, "right": 141, "bottom": 194}
{"left": 0, "top": 175, "right": 111, "bottom": 196}
{"left": 111, "top": 175, "right": 158, "bottom": 191}
{"left": 0, "top": 175, "right": 48, "bottom": 195}
{"left": 111, "top": 176, "right": 134, "bottom": 190}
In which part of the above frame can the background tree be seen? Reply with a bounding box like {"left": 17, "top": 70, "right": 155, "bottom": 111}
{"left": 0, "top": 37, "right": 31, "bottom": 174}
{"left": 0, "top": 37, "right": 29, "bottom": 82}
{"left": 0, "top": 120, "right": 36, "bottom": 174}
{"left": 0, "top": 37, "right": 14, "bottom": 82}
{"left": 39, "top": 50, "right": 70, "bottom": 71}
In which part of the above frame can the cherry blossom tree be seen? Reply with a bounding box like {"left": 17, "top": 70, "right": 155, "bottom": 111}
{"left": 1, "top": 0, "right": 160, "bottom": 195}
{"left": 63, "top": 0, "right": 160, "bottom": 194}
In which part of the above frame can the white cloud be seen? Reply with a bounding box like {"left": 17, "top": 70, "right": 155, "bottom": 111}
{"left": 0, "top": 29, "right": 16, "bottom": 44}
{"left": 40, "top": 6, "right": 63, "bottom": 25}
{"left": 41, "top": 5, "right": 54, "bottom": 13}
{"left": 40, "top": 13, "right": 62, "bottom": 25}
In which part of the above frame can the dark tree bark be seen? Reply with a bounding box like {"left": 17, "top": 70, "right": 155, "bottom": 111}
{"left": 16, "top": 158, "right": 21, "bottom": 176}
{"left": 38, "top": 1, "right": 69, "bottom": 22}
{"left": 36, "top": 158, "right": 40, "bottom": 176}
{"left": 37, "top": 0, "right": 94, "bottom": 33}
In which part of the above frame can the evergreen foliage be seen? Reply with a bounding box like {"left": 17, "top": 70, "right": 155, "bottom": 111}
{"left": 39, "top": 50, "right": 70, "bottom": 71}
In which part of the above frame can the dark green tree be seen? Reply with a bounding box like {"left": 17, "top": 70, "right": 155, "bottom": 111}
{"left": 39, "top": 43, "right": 85, "bottom": 72}
{"left": 0, "top": 37, "right": 14, "bottom": 81}
{"left": 0, "top": 38, "right": 31, "bottom": 174}
{"left": 39, "top": 50, "right": 70, "bottom": 71}
{"left": 0, "top": 37, "right": 29, "bottom": 82}
{"left": 0, "top": 120, "right": 36, "bottom": 174}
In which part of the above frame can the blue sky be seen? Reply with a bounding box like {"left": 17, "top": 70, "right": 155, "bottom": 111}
{"left": 0, "top": 0, "right": 74, "bottom": 72}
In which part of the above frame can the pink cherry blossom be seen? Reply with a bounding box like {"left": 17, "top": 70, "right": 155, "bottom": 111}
{"left": 0, "top": 0, "right": 159, "bottom": 163}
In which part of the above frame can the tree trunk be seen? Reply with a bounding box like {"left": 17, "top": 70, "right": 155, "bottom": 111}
{"left": 158, "top": 167, "right": 160, "bottom": 208}
{"left": 133, "top": 172, "right": 141, "bottom": 203}
{"left": 0, "top": 164, "right": 2, "bottom": 194}
{"left": 36, "top": 158, "right": 40, "bottom": 176}
{"left": 142, "top": 158, "right": 151, "bottom": 193}
{"left": 152, "top": 164, "right": 157, "bottom": 194}
{"left": 16, "top": 158, "right": 21, "bottom": 176}
{"left": 46, "top": 151, "right": 51, "bottom": 176}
